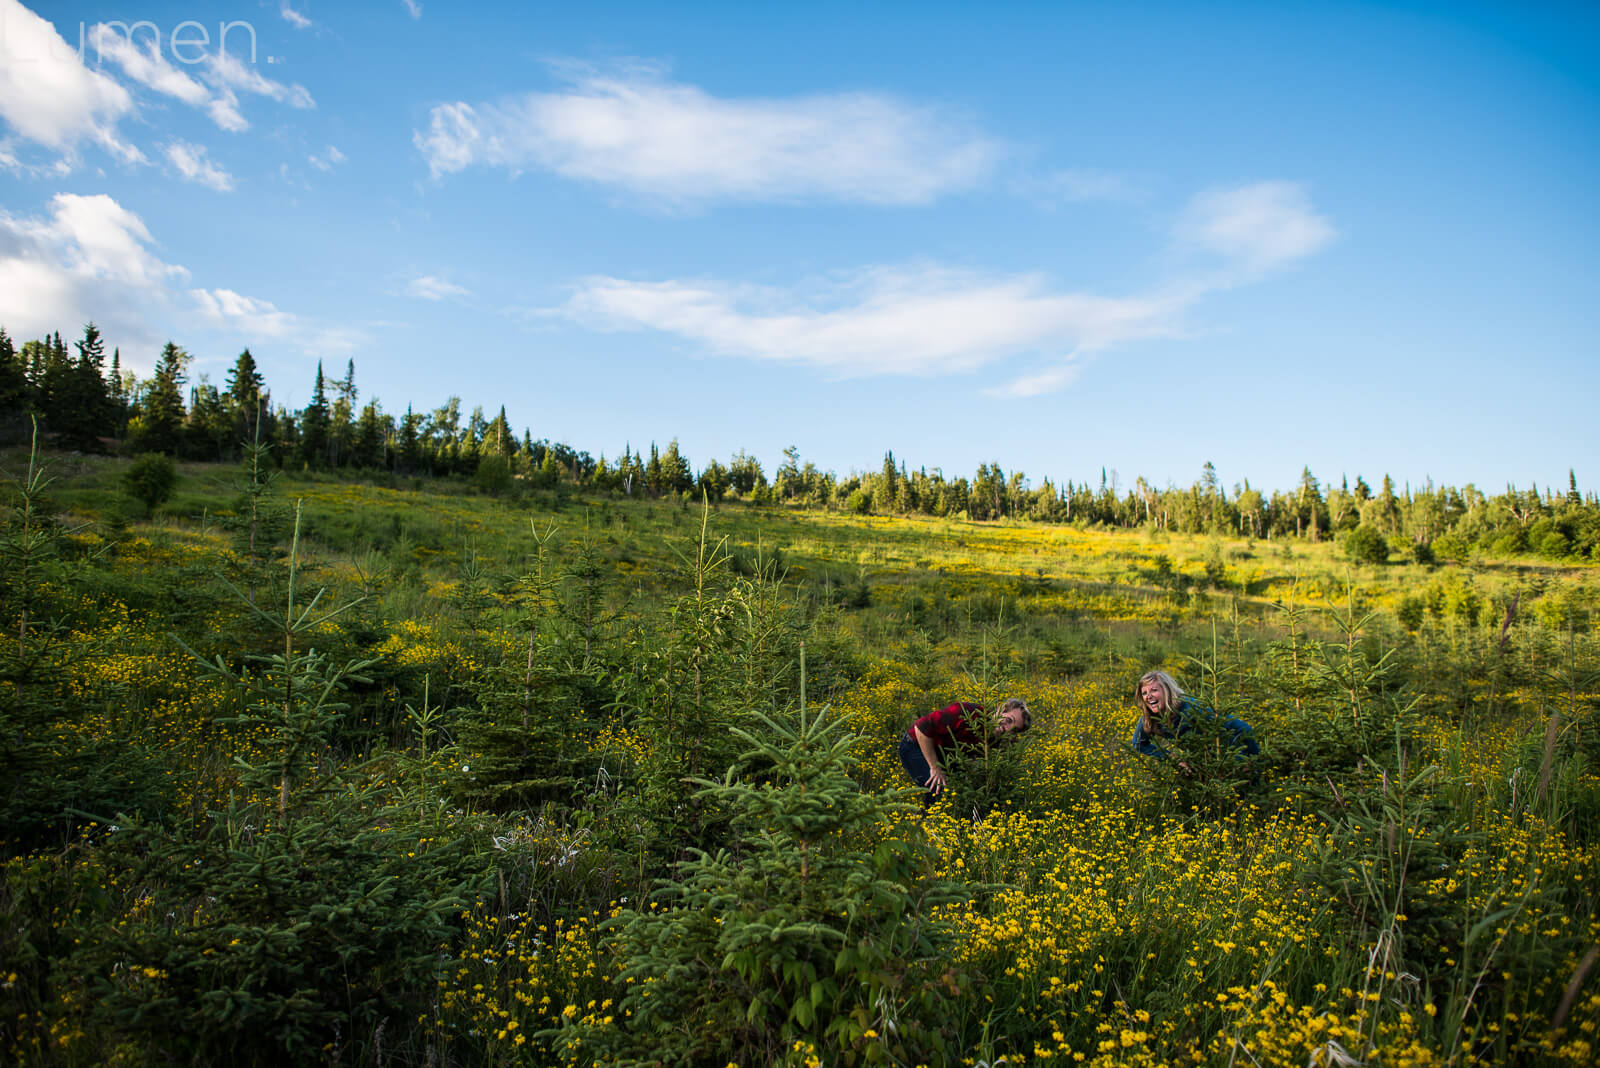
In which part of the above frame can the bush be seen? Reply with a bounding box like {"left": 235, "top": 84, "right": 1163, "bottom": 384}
{"left": 121, "top": 452, "right": 177, "bottom": 515}
{"left": 474, "top": 453, "right": 513, "bottom": 496}
{"left": 1340, "top": 524, "right": 1389, "bottom": 564}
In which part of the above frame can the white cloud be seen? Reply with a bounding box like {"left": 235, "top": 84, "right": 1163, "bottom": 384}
{"left": 87, "top": 25, "right": 211, "bottom": 109}
{"left": 1178, "top": 181, "right": 1336, "bottom": 274}
{"left": 554, "top": 180, "right": 1336, "bottom": 396}
{"left": 163, "top": 139, "right": 233, "bottom": 191}
{"left": 415, "top": 63, "right": 1001, "bottom": 204}
{"left": 402, "top": 0, "right": 423, "bottom": 19}
{"left": 308, "top": 144, "right": 346, "bottom": 170}
{"left": 192, "top": 288, "right": 294, "bottom": 336}
{"left": 280, "top": 3, "right": 312, "bottom": 30}
{"left": 557, "top": 265, "right": 1183, "bottom": 379}
{"left": 406, "top": 275, "right": 469, "bottom": 301}
{"left": 0, "top": 193, "right": 343, "bottom": 368}
{"left": 0, "top": 192, "right": 186, "bottom": 344}
{"left": 0, "top": 0, "right": 142, "bottom": 167}
{"left": 205, "top": 48, "right": 315, "bottom": 110}
{"left": 983, "top": 362, "right": 1086, "bottom": 400}
{"left": 67, "top": 17, "right": 313, "bottom": 137}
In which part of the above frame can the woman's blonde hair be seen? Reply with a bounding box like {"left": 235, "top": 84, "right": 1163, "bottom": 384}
{"left": 1136, "top": 670, "right": 1185, "bottom": 733}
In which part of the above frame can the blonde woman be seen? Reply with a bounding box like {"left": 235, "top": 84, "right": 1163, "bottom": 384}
{"left": 900, "top": 698, "right": 1031, "bottom": 798}
{"left": 1132, "top": 670, "right": 1258, "bottom": 771}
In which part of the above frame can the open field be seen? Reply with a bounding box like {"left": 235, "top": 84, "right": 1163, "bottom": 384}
{"left": 3, "top": 450, "right": 1597, "bottom": 1066}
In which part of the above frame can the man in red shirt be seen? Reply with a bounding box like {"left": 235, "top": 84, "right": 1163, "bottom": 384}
{"left": 900, "top": 698, "right": 1031, "bottom": 798}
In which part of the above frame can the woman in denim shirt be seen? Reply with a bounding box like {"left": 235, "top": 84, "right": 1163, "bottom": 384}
{"left": 1132, "top": 670, "right": 1258, "bottom": 773}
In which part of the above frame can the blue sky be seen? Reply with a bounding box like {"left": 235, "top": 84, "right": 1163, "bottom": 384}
{"left": 1, "top": 0, "right": 1595, "bottom": 496}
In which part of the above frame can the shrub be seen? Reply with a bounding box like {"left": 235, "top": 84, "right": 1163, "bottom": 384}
{"left": 1340, "top": 524, "right": 1389, "bottom": 565}
{"left": 121, "top": 452, "right": 177, "bottom": 515}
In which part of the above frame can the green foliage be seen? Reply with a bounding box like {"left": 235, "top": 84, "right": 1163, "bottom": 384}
{"left": 121, "top": 452, "right": 177, "bottom": 515}
{"left": 178, "top": 501, "right": 372, "bottom": 820}
{"left": 1, "top": 447, "right": 1595, "bottom": 1066}
{"left": 58, "top": 800, "right": 471, "bottom": 1066}
{"left": 1340, "top": 523, "right": 1390, "bottom": 564}
{"left": 474, "top": 452, "right": 513, "bottom": 496}
{"left": 582, "top": 699, "right": 968, "bottom": 1067}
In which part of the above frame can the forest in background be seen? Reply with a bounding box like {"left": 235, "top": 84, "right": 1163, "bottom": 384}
{"left": 2, "top": 321, "right": 1596, "bottom": 562}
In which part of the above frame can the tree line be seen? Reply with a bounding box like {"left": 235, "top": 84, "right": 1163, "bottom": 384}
{"left": 2, "top": 321, "right": 1596, "bottom": 562}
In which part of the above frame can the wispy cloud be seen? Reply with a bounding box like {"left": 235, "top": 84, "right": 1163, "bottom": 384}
{"left": 308, "top": 144, "right": 346, "bottom": 171}
{"left": 0, "top": 0, "right": 142, "bottom": 168}
{"left": 69, "top": 16, "right": 312, "bottom": 143}
{"left": 280, "top": 3, "right": 312, "bottom": 30}
{"left": 557, "top": 265, "right": 1184, "bottom": 379}
{"left": 205, "top": 48, "right": 315, "bottom": 111}
{"left": 553, "top": 180, "right": 1336, "bottom": 397}
{"left": 415, "top": 62, "right": 1001, "bottom": 204}
{"left": 1177, "top": 181, "right": 1336, "bottom": 275}
{"left": 402, "top": 0, "right": 423, "bottom": 19}
{"left": 406, "top": 275, "right": 470, "bottom": 301}
{"left": 303, "top": 326, "right": 372, "bottom": 359}
{"left": 163, "top": 140, "right": 234, "bottom": 191}
{"left": 192, "top": 287, "right": 293, "bottom": 336}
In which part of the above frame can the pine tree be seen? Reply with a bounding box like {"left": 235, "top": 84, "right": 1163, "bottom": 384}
{"left": 225, "top": 348, "right": 267, "bottom": 448}
{"left": 107, "top": 347, "right": 129, "bottom": 439}
{"left": 47, "top": 323, "right": 112, "bottom": 451}
{"left": 33, "top": 332, "right": 72, "bottom": 435}
{"left": 485, "top": 406, "right": 513, "bottom": 458}
{"left": 397, "top": 405, "right": 422, "bottom": 473}
{"left": 298, "top": 363, "right": 330, "bottom": 468}
{"left": 0, "top": 327, "right": 25, "bottom": 420}
{"left": 135, "top": 342, "right": 190, "bottom": 455}
{"left": 328, "top": 360, "right": 356, "bottom": 467}
{"left": 589, "top": 696, "right": 967, "bottom": 1066}
{"left": 353, "top": 400, "right": 387, "bottom": 469}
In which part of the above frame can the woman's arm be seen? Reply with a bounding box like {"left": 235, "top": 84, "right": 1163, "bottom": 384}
{"left": 913, "top": 725, "right": 947, "bottom": 794}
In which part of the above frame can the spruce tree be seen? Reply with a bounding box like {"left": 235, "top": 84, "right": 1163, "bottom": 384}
{"left": 0, "top": 327, "right": 25, "bottom": 420}
{"left": 298, "top": 363, "right": 330, "bottom": 468}
{"left": 584, "top": 695, "right": 967, "bottom": 1066}
{"left": 107, "top": 347, "right": 129, "bottom": 439}
{"left": 136, "top": 342, "right": 190, "bottom": 455}
{"left": 226, "top": 348, "right": 267, "bottom": 447}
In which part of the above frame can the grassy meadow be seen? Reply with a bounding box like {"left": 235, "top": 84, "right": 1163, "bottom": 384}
{"left": 2, "top": 448, "right": 1598, "bottom": 1067}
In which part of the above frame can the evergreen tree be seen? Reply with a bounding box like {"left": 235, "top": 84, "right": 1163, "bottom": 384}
{"left": 590, "top": 701, "right": 967, "bottom": 1066}
{"left": 107, "top": 347, "right": 129, "bottom": 439}
{"left": 661, "top": 438, "right": 693, "bottom": 494}
{"left": 34, "top": 332, "right": 72, "bottom": 434}
{"left": 1297, "top": 466, "right": 1328, "bottom": 540}
{"left": 134, "top": 342, "right": 190, "bottom": 455}
{"left": 352, "top": 400, "right": 387, "bottom": 469}
{"left": 50, "top": 322, "right": 112, "bottom": 451}
{"left": 298, "top": 363, "right": 330, "bottom": 468}
{"left": 225, "top": 348, "right": 267, "bottom": 448}
{"left": 485, "top": 406, "right": 513, "bottom": 458}
{"left": 0, "top": 327, "right": 26, "bottom": 420}
{"left": 644, "top": 442, "right": 664, "bottom": 495}
{"left": 328, "top": 359, "right": 357, "bottom": 467}
{"left": 398, "top": 405, "right": 423, "bottom": 473}
{"left": 186, "top": 377, "right": 233, "bottom": 461}
{"left": 728, "top": 449, "right": 766, "bottom": 496}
